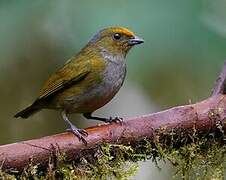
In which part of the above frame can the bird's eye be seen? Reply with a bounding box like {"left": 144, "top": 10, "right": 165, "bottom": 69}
{"left": 113, "top": 33, "right": 121, "bottom": 40}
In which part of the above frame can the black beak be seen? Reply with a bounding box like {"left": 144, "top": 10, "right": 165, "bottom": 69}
{"left": 128, "top": 36, "right": 144, "bottom": 45}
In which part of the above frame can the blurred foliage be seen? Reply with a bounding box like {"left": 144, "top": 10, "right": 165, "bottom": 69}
{"left": 0, "top": 0, "right": 226, "bottom": 146}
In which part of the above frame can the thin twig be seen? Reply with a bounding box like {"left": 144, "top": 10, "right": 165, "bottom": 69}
{"left": 212, "top": 60, "right": 226, "bottom": 96}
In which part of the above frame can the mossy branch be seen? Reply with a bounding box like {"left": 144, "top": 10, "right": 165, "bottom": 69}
{"left": 1, "top": 61, "right": 226, "bottom": 178}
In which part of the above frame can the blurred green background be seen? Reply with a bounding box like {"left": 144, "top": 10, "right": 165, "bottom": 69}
{"left": 0, "top": 0, "right": 226, "bottom": 165}
{"left": 1, "top": 0, "right": 226, "bottom": 179}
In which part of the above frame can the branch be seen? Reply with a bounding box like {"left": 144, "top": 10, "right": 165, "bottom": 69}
{"left": 1, "top": 61, "right": 226, "bottom": 172}
{"left": 212, "top": 61, "right": 226, "bottom": 96}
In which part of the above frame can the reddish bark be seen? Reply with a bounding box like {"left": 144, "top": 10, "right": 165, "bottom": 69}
{"left": 1, "top": 61, "right": 226, "bottom": 171}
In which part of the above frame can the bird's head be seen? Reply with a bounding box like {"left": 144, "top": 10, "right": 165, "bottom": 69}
{"left": 88, "top": 27, "right": 144, "bottom": 57}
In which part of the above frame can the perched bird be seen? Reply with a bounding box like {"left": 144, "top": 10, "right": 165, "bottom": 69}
{"left": 14, "top": 26, "right": 144, "bottom": 144}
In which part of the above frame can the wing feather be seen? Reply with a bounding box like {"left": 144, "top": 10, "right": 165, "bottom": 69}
{"left": 38, "top": 58, "right": 91, "bottom": 101}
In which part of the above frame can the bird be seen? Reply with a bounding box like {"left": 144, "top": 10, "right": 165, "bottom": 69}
{"left": 14, "top": 26, "right": 144, "bottom": 144}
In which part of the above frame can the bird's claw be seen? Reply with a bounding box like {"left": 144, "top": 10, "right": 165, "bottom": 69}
{"left": 66, "top": 127, "right": 88, "bottom": 145}
{"left": 77, "top": 129, "right": 89, "bottom": 137}
{"left": 106, "top": 116, "right": 123, "bottom": 123}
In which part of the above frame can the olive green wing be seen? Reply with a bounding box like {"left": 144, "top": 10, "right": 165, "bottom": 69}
{"left": 38, "top": 59, "right": 91, "bottom": 101}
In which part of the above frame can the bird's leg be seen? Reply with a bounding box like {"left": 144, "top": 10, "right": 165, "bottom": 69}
{"left": 83, "top": 112, "right": 123, "bottom": 123}
{"left": 61, "top": 110, "right": 88, "bottom": 145}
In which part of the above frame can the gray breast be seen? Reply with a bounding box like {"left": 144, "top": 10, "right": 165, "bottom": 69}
{"left": 64, "top": 52, "right": 127, "bottom": 113}
{"left": 102, "top": 57, "right": 126, "bottom": 92}
{"left": 100, "top": 47, "right": 127, "bottom": 91}
{"left": 89, "top": 53, "right": 126, "bottom": 103}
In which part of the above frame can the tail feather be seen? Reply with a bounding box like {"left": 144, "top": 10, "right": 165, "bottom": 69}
{"left": 14, "top": 104, "right": 40, "bottom": 119}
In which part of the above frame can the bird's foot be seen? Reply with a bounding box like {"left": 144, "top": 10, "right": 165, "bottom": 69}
{"left": 66, "top": 126, "right": 88, "bottom": 145}
{"left": 106, "top": 116, "right": 123, "bottom": 124}
{"left": 83, "top": 113, "right": 123, "bottom": 124}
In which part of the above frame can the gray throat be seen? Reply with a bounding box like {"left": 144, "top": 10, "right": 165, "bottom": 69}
{"left": 98, "top": 46, "right": 126, "bottom": 65}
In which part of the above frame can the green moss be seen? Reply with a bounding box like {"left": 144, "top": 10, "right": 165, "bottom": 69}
{"left": 1, "top": 138, "right": 226, "bottom": 179}
{"left": 1, "top": 109, "right": 226, "bottom": 179}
